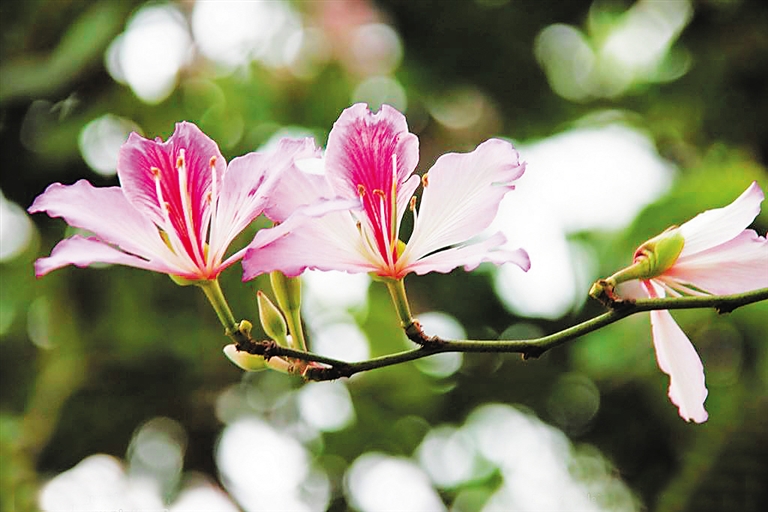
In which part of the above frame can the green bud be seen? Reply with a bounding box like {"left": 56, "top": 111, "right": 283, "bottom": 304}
{"left": 634, "top": 227, "right": 685, "bottom": 276}
{"left": 223, "top": 344, "right": 267, "bottom": 371}
{"left": 269, "top": 271, "right": 302, "bottom": 314}
{"left": 257, "top": 291, "right": 289, "bottom": 346}
{"left": 606, "top": 226, "right": 685, "bottom": 286}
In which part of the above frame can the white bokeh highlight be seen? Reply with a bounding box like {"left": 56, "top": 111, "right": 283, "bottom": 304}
{"left": 0, "top": 189, "right": 34, "bottom": 262}
{"left": 346, "top": 453, "right": 447, "bottom": 512}
{"left": 106, "top": 4, "right": 192, "bottom": 104}
{"left": 216, "top": 417, "right": 329, "bottom": 512}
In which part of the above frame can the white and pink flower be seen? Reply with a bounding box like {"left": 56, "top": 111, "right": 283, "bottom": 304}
{"left": 242, "top": 103, "right": 530, "bottom": 281}
{"left": 616, "top": 182, "right": 768, "bottom": 422}
{"left": 29, "top": 122, "right": 317, "bottom": 281}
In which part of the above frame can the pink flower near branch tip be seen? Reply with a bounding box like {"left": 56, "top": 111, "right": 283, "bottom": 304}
{"left": 618, "top": 182, "right": 768, "bottom": 423}
{"left": 242, "top": 103, "right": 530, "bottom": 281}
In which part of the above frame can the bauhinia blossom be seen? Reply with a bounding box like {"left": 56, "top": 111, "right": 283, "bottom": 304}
{"left": 602, "top": 182, "right": 768, "bottom": 423}
{"left": 29, "top": 122, "right": 318, "bottom": 281}
{"left": 242, "top": 103, "right": 530, "bottom": 281}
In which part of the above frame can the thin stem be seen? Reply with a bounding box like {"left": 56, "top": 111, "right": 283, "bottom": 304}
{"left": 199, "top": 279, "right": 238, "bottom": 332}
{"left": 235, "top": 288, "right": 768, "bottom": 382}
{"left": 385, "top": 278, "right": 414, "bottom": 329}
{"left": 285, "top": 309, "right": 308, "bottom": 352}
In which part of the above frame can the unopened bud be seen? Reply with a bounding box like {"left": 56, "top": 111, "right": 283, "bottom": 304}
{"left": 223, "top": 344, "right": 267, "bottom": 371}
{"left": 607, "top": 226, "right": 685, "bottom": 286}
{"left": 257, "top": 291, "right": 289, "bottom": 346}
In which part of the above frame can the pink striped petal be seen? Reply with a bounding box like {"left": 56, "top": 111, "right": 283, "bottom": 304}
{"left": 679, "top": 181, "right": 764, "bottom": 257}
{"left": 406, "top": 232, "right": 529, "bottom": 276}
{"left": 27, "top": 180, "right": 173, "bottom": 262}
{"left": 403, "top": 139, "right": 524, "bottom": 263}
{"left": 117, "top": 122, "right": 226, "bottom": 259}
{"left": 644, "top": 282, "right": 708, "bottom": 423}
{"left": 34, "top": 236, "right": 175, "bottom": 277}
{"left": 325, "top": 103, "right": 419, "bottom": 200}
{"left": 662, "top": 229, "right": 768, "bottom": 295}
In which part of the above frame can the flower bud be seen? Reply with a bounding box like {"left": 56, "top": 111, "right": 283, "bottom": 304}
{"left": 223, "top": 344, "right": 267, "bottom": 371}
{"left": 632, "top": 226, "right": 685, "bottom": 278}
{"left": 257, "top": 291, "right": 289, "bottom": 346}
{"left": 606, "top": 226, "right": 685, "bottom": 286}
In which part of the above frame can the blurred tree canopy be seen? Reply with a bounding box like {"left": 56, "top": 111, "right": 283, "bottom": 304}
{"left": 1, "top": 0, "right": 767, "bottom": 511}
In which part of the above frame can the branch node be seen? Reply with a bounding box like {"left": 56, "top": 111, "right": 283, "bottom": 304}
{"left": 405, "top": 320, "right": 442, "bottom": 347}
{"left": 303, "top": 364, "right": 352, "bottom": 382}
{"left": 589, "top": 279, "right": 635, "bottom": 310}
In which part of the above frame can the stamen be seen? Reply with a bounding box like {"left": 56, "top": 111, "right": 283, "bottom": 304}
{"left": 409, "top": 196, "right": 417, "bottom": 211}
{"left": 207, "top": 155, "right": 218, "bottom": 260}
{"left": 422, "top": 173, "right": 429, "bottom": 188}
{"left": 176, "top": 148, "right": 206, "bottom": 267}
{"left": 357, "top": 184, "right": 366, "bottom": 197}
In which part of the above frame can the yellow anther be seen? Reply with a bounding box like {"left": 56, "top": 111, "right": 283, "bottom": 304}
{"left": 422, "top": 173, "right": 429, "bottom": 187}
{"left": 357, "top": 184, "right": 366, "bottom": 197}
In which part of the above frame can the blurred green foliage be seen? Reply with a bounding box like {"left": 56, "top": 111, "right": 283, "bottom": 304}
{"left": 1, "top": 0, "right": 767, "bottom": 511}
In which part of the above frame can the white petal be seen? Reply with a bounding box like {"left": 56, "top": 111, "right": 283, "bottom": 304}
{"left": 404, "top": 139, "right": 524, "bottom": 263}
{"left": 679, "top": 181, "right": 764, "bottom": 257}
{"left": 663, "top": 229, "right": 768, "bottom": 295}
{"left": 405, "top": 232, "right": 530, "bottom": 275}
{"left": 645, "top": 282, "right": 708, "bottom": 423}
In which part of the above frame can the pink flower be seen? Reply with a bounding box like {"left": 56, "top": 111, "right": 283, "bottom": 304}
{"left": 242, "top": 103, "right": 530, "bottom": 280}
{"left": 29, "top": 122, "right": 317, "bottom": 281}
{"left": 618, "top": 182, "right": 768, "bottom": 423}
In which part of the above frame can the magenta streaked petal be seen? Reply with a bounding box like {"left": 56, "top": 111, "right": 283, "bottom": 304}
{"left": 33, "top": 235, "right": 175, "bottom": 277}
{"left": 325, "top": 104, "right": 419, "bottom": 260}
{"left": 679, "top": 181, "right": 764, "bottom": 257}
{"left": 644, "top": 282, "right": 708, "bottom": 423}
{"left": 662, "top": 229, "right": 768, "bottom": 295}
{"left": 27, "top": 180, "right": 175, "bottom": 262}
{"left": 404, "top": 139, "right": 524, "bottom": 263}
{"left": 242, "top": 205, "right": 375, "bottom": 280}
{"left": 405, "top": 232, "right": 530, "bottom": 276}
{"left": 325, "top": 104, "right": 419, "bottom": 199}
{"left": 117, "top": 122, "right": 226, "bottom": 263}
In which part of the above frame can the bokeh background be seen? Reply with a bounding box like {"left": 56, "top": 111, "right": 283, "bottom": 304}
{"left": 2, "top": 0, "right": 767, "bottom": 510}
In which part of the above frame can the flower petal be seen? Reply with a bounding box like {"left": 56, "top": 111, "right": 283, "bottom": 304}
{"left": 644, "top": 282, "right": 708, "bottom": 423}
{"left": 257, "top": 139, "right": 325, "bottom": 222}
{"left": 403, "top": 139, "right": 525, "bottom": 263}
{"left": 242, "top": 205, "right": 374, "bottom": 280}
{"left": 117, "top": 122, "right": 226, "bottom": 262}
{"left": 325, "top": 103, "right": 419, "bottom": 200}
{"left": 662, "top": 229, "right": 768, "bottom": 295}
{"left": 27, "top": 180, "right": 176, "bottom": 264}
{"left": 405, "top": 232, "right": 530, "bottom": 276}
{"left": 324, "top": 104, "right": 419, "bottom": 259}
{"left": 679, "top": 181, "right": 764, "bottom": 257}
{"left": 210, "top": 138, "right": 321, "bottom": 264}
{"left": 34, "top": 235, "right": 174, "bottom": 277}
